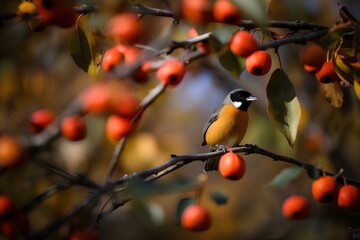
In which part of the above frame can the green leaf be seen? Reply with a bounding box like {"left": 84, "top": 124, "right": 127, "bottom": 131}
{"left": 266, "top": 167, "right": 302, "bottom": 187}
{"left": 320, "top": 81, "right": 344, "bottom": 108}
{"left": 218, "top": 48, "right": 244, "bottom": 77}
{"left": 176, "top": 197, "right": 195, "bottom": 225}
{"left": 209, "top": 190, "right": 229, "bottom": 205}
{"left": 266, "top": 68, "right": 301, "bottom": 147}
{"left": 69, "top": 16, "right": 102, "bottom": 76}
{"left": 209, "top": 25, "right": 239, "bottom": 52}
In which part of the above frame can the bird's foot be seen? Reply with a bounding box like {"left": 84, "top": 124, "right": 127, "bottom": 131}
{"left": 215, "top": 144, "right": 229, "bottom": 153}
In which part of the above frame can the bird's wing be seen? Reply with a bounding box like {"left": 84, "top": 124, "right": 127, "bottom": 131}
{"left": 201, "top": 104, "right": 223, "bottom": 146}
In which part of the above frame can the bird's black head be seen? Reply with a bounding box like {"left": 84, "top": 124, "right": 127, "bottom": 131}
{"left": 229, "top": 89, "right": 257, "bottom": 110}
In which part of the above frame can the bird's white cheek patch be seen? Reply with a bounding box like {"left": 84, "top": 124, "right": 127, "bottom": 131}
{"left": 233, "top": 101, "right": 242, "bottom": 109}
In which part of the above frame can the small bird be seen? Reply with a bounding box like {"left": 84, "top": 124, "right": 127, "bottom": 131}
{"left": 202, "top": 89, "right": 256, "bottom": 171}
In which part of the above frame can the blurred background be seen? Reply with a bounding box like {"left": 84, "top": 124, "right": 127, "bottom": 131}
{"left": 0, "top": 0, "right": 360, "bottom": 239}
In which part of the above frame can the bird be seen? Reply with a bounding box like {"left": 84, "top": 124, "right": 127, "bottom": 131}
{"left": 202, "top": 89, "right": 256, "bottom": 171}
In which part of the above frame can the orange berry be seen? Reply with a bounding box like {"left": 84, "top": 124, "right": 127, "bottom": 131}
{"left": 115, "top": 44, "right": 142, "bottom": 65}
{"left": 156, "top": 60, "right": 186, "bottom": 87}
{"left": 187, "top": 27, "right": 210, "bottom": 53}
{"left": 29, "top": 109, "right": 55, "bottom": 134}
{"left": 79, "top": 84, "right": 111, "bottom": 114}
{"left": 213, "top": 0, "right": 242, "bottom": 24}
{"left": 61, "top": 115, "right": 86, "bottom": 141}
{"left": 0, "top": 196, "right": 16, "bottom": 219}
{"left": 311, "top": 176, "right": 338, "bottom": 203}
{"left": 337, "top": 185, "right": 360, "bottom": 212}
{"left": 219, "top": 152, "right": 246, "bottom": 180}
{"left": 246, "top": 50, "right": 272, "bottom": 76}
{"left": 181, "top": 0, "right": 213, "bottom": 24}
{"left": 105, "top": 12, "right": 143, "bottom": 43}
{"left": 300, "top": 44, "right": 326, "bottom": 73}
{"left": 106, "top": 115, "right": 133, "bottom": 141}
{"left": 17, "top": 1, "right": 38, "bottom": 20}
{"left": 0, "top": 136, "right": 26, "bottom": 169}
{"left": 109, "top": 93, "right": 139, "bottom": 119}
{"left": 230, "top": 31, "right": 258, "bottom": 58}
{"left": 315, "top": 61, "right": 340, "bottom": 84}
{"left": 140, "top": 60, "right": 154, "bottom": 73}
{"left": 102, "top": 48, "right": 124, "bottom": 72}
{"left": 70, "top": 229, "right": 101, "bottom": 240}
{"left": 181, "top": 205, "right": 212, "bottom": 231}
{"left": 281, "top": 195, "right": 309, "bottom": 220}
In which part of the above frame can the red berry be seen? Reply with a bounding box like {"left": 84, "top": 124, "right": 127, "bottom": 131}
{"left": 0, "top": 220, "right": 17, "bottom": 240}
{"left": 311, "top": 176, "right": 338, "bottom": 203}
{"left": 219, "top": 152, "right": 246, "bottom": 180}
{"left": 29, "top": 109, "right": 55, "bottom": 134}
{"left": 246, "top": 50, "right": 272, "bottom": 76}
{"left": 315, "top": 61, "right": 340, "bottom": 84}
{"left": 106, "top": 115, "right": 133, "bottom": 141}
{"left": 105, "top": 13, "right": 143, "bottom": 43}
{"left": 109, "top": 93, "right": 139, "bottom": 119}
{"left": 213, "top": 0, "right": 242, "bottom": 24}
{"left": 181, "top": 0, "right": 213, "bottom": 24}
{"left": 281, "top": 195, "right": 309, "bottom": 220}
{"left": 61, "top": 115, "right": 86, "bottom": 141}
{"left": 300, "top": 44, "right": 326, "bottom": 73}
{"left": 36, "top": 0, "right": 76, "bottom": 28}
{"left": 102, "top": 48, "right": 124, "bottom": 72}
{"left": 0, "top": 213, "right": 32, "bottom": 239}
{"left": 337, "top": 185, "right": 360, "bottom": 212}
{"left": 79, "top": 84, "right": 111, "bottom": 114}
{"left": 0, "top": 196, "right": 16, "bottom": 219}
{"left": 0, "top": 136, "right": 26, "bottom": 169}
{"left": 230, "top": 31, "right": 258, "bottom": 58}
{"left": 187, "top": 27, "right": 210, "bottom": 53}
{"left": 70, "top": 229, "right": 101, "bottom": 240}
{"left": 156, "top": 60, "right": 186, "bottom": 87}
{"left": 181, "top": 205, "right": 212, "bottom": 231}
{"left": 115, "top": 44, "right": 141, "bottom": 65}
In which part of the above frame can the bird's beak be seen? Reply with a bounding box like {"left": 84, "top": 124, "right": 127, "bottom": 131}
{"left": 246, "top": 96, "right": 257, "bottom": 101}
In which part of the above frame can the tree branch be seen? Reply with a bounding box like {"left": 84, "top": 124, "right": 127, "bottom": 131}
{"left": 110, "top": 144, "right": 360, "bottom": 188}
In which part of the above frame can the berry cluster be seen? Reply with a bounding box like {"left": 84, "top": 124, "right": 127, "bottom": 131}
{"left": 282, "top": 176, "right": 360, "bottom": 221}
{"left": 300, "top": 44, "right": 340, "bottom": 84}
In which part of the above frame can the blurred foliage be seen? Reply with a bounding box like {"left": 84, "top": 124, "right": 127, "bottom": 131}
{"left": 0, "top": 0, "right": 360, "bottom": 239}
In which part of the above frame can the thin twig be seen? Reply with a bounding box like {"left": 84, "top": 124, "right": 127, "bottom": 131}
{"left": 21, "top": 181, "right": 72, "bottom": 213}
{"left": 127, "top": 4, "right": 177, "bottom": 19}
{"left": 105, "top": 138, "right": 126, "bottom": 183}
{"left": 30, "top": 192, "right": 101, "bottom": 240}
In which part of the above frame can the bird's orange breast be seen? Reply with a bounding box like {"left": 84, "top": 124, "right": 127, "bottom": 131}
{"left": 205, "top": 104, "right": 249, "bottom": 147}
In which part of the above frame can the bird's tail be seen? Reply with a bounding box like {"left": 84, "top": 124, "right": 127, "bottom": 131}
{"left": 204, "top": 148, "right": 220, "bottom": 172}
